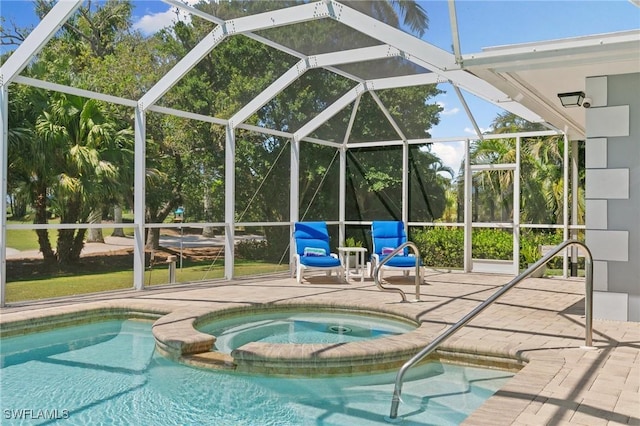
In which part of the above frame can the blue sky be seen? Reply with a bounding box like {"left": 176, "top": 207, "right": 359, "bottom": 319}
{"left": 421, "top": 1, "right": 640, "bottom": 172}
{"left": 2, "top": 0, "right": 639, "bottom": 172}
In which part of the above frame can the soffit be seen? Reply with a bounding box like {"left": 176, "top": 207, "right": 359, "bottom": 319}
{"left": 463, "top": 30, "right": 640, "bottom": 139}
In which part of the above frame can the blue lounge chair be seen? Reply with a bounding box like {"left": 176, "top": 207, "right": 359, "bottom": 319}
{"left": 293, "top": 222, "right": 343, "bottom": 283}
{"left": 371, "top": 221, "right": 423, "bottom": 281}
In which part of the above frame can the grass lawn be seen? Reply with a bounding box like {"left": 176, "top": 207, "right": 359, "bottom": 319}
{"left": 5, "top": 260, "right": 289, "bottom": 303}
{"left": 6, "top": 219, "right": 134, "bottom": 251}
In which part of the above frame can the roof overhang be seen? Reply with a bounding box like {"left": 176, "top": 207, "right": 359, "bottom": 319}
{"left": 462, "top": 30, "right": 640, "bottom": 140}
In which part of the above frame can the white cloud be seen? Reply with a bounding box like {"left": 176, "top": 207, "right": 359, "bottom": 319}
{"left": 133, "top": 2, "right": 200, "bottom": 36}
{"left": 430, "top": 141, "right": 464, "bottom": 175}
{"left": 132, "top": 11, "right": 176, "bottom": 35}
{"left": 464, "top": 126, "right": 490, "bottom": 136}
{"left": 437, "top": 101, "right": 460, "bottom": 116}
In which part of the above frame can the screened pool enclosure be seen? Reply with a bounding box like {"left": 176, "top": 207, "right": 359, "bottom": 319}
{"left": 3, "top": 0, "right": 634, "bottom": 306}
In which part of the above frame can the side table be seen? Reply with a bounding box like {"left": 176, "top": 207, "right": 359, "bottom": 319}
{"left": 337, "top": 247, "right": 368, "bottom": 283}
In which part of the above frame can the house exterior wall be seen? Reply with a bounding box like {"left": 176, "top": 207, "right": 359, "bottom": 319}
{"left": 585, "top": 72, "right": 640, "bottom": 322}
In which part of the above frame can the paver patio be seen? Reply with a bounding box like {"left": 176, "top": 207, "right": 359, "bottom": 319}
{"left": 1, "top": 271, "right": 638, "bottom": 425}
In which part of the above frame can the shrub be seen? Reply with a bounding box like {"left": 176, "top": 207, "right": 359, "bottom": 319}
{"left": 412, "top": 227, "right": 565, "bottom": 270}
{"left": 412, "top": 227, "right": 464, "bottom": 268}
{"left": 472, "top": 228, "right": 513, "bottom": 260}
{"left": 236, "top": 239, "right": 277, "bottom": 261}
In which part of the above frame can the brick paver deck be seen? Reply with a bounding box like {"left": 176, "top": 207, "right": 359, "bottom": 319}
{"left": 1, "top": 271, "right": 638, "bottom": 425}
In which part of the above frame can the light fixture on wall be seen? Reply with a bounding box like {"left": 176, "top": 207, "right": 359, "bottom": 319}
{"left": 557, "top": 91, "right": 585, "bottom": 108}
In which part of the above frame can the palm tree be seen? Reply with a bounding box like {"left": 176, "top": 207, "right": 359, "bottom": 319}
{"left": 466, "top": 112, "right": 583, "bottom": 225}
{"left": 343, "top": 0, "right": 429, "bottom": 37}
{"left": 468, "top": 137, "right": 516, "bottom": 222}
{"left": 35, "top": 94, "right": 128, "bottom": 265}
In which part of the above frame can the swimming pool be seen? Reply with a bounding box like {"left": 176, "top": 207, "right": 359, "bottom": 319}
{"left": 1, "top": 319, "right": 513, "bottom": 425}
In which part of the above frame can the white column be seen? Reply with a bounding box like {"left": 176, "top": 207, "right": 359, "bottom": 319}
{"left": 463, "top": 139, "right": 472, "bottom": 272}
{"left": 402, "top": 140, "right": 409, "bottom": 225}
{"left": 0, "top": 85, "right": 8, "bottom": 306}
{"left": 133, "top": 106, "right": 146, "bottom": 290}
{"left": 224, "top": 125, "right": 236, "bottom": 280}
{"left": 339, "top": 95, "right": 360, "bottom": 245}
{"left": 563, "top": 131, "right": 570, "bottom": 278}
{"left": 290, "top": 138, "right": 300, "bottom": 268}
{"left": 571, "top": 139, "right": 579, "bottom": 276}
{"left": 339, "top": 145, "right": 346, "bottom": 244}
{"left": 513, "top": 136, "right": 521, "bottom": 275}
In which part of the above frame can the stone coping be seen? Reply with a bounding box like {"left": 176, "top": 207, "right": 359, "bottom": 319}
{"left": 0, "top": 305, "right": 167, "bottom": 338}
{"left": 0, "top": 299, "right": 526, "bottom": 377}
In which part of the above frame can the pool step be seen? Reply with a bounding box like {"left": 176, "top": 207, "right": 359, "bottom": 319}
{"left": 182, "top": 351, "right": 237, "bottom": 371}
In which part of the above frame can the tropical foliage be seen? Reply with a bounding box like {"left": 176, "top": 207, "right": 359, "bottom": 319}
{"left": 412, "top": 227, "right": 563, "bottom": 269}
{"left": 3, "top": 0, "right": 580, "bottom": 274}
{"left": 459, "top": 112, "right": 584, "bottom": 226}
{"left": 3, "top": 0, "right": 449, "bottom": 266}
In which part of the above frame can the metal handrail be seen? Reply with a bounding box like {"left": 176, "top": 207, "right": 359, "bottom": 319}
{"left": 373, "top": 241, "right": 423, "bottom": 303}
{"left": 387, "top": 239, "right": 593, "bottom": 421}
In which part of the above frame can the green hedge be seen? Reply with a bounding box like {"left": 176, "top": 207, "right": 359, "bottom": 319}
{"left": 411, "top": 227, "right": 564, "bottom": 269}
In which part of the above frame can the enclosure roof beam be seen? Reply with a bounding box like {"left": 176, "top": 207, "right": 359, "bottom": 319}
{"left": 13, "top": 76, "right": 138, "bottom": 108}
{"left": 229, "top": 61, "right": 307, "bottom": 128}
{"left": 448, "top": 0, "right": 463, "bottom": 65}
{"left": 293, "top": 73, "right": 441, "bottom": 143}
{"left": 142, "top": 103, "right": 335, "bottom": 145}
{"left": 345, "top": 140, "right": 404, "bottom": 149}
{"left": 162, "top": 0, "right": 366, "bottom": 86}
{"left": 299, "top": 136, "right": 343, "bottom": 148}
{"left": 140, "top": 2, "right": 333, "bottom": 111}
{"left": 147, "top": 105, "right": 228, "bottom": 126}
{"left": 138, "top": 25, "right": 227, "bottom": 110}
{"left": 341, "top": 127, "right": 563, "bottom": 149}
{"left": 327, "top": 0, "right": 457, "bottom": 71}
{"left": 310, "top": 45, "right": 401, "bottom": 68}
{"left": 452, "top": 84, "right": 483, "bottom": 140}
{"left": 163, "top": 0, "right": 329, "bottom": 35}
{"left": 342, "top": 95, "right": 362, "bottom": 145}
{"left": 229, "top": 45, "right": 401, "bottom": 127}
{"left": 369, "top": 91, "right": 407, "bottom": 141}
{"left": 224, "top": 1, "right": 330, "bottom": 34}
{"left": 438, "top": 70, "right": 544, "bottom": 122}
{"left": 365, "top": 74, "right": 440, "bottom": 90}
{"left": 293, "top": 82, "right": 364, "bottom": 143}
{"left": 0, "top": 0, "right": 82, "bottom": 84}
{"left": 328, "top": 0, "right": 544, "bottom": 123}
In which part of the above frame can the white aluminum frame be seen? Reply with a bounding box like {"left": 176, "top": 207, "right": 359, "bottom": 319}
{"left": 0, "top": 0, "right": 581, "bottom": 306}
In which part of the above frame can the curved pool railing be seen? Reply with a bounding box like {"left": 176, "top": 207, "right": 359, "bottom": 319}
{"left": 387, "top": 239, "right": 594, "bottom": 422}
{"left": 372, "top": 241, "right": 423, "bottom": 303}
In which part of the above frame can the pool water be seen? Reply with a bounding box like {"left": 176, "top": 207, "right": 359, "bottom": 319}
{"left": 0, "top": 320, "right": 513, "bottom": 425}
{"left": 198, "top": 312, "right": 416, "bottom": 353}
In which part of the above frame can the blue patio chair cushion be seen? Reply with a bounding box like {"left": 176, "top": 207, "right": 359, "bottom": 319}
{"left": 379, "top": 254, "right": 420, "bottom": 268}
{"left": 294, "top": 222, "right": 340, "bottom": 267}
{"left": 299, "top": 255, "right": 341, "bottom": 268}
{"left": 371, "top": 221, "right": 409, "bottom": 256}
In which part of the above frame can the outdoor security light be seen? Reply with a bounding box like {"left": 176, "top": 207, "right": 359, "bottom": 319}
{"left": 557, "top": 91, "right": 585, "bottom": 108}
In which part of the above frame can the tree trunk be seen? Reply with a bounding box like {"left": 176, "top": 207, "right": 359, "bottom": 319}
{"left": 111, "top": 204, "right": 126, "bottom": 237}
{"left": 57, "top": 200, "right": 85, "bottom": 266}
{"left": 33, "top": 190, "right": 55, "bottom": 262}
{"left": 202, "top": 190, "right": 215, "bottom": 238}
{"left": 145, "top": 187, "right": 183, "bottom": 250}
{"left": 71, "top": 228, "right": 87, "bottom": 262}
{"left": 86, "top": 209, "right": 105, "bottom": 243}
{"left": 145, "top": 227, "right": 161, "bottom": 250}
{"left": 56, "top": 228, "right": 75, "bottom": 265}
